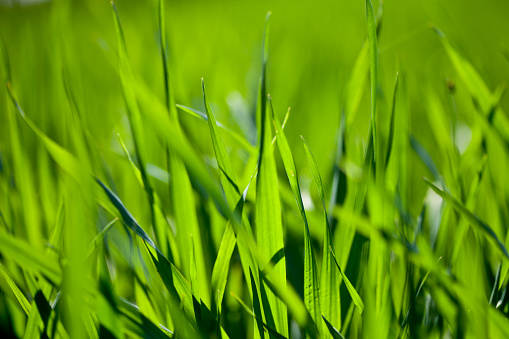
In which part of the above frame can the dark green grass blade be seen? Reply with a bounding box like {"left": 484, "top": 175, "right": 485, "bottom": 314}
{"left": 96, "top": 179, "right": 157, "bottom": 249}
{"left": 301, "top": 136, "right": 342, "bottom": 329}
{"left": 385, "top": 72, "right": 399, "bottom": 169}
{"left": 260, "top": 273, "right": 318, "bottom": 338}
{"left": 410, "top": 136, "right": 442, "bottom": 183}
{"left": 322, "top": 316, "right": 346, "bottom": 339}
{"left": 255, "top": 12, "right": 288, "bottom": 336}
{"left": 231, "top": 292, "right": 287, "bottom": 339}
{"left": 423, "top": 178, "right": 509, "bottom": 260}
{"left": 271, "top": 99, "right": 321, "bottom": 331}
{"left": 118, "top": 297, "right": 176, "bottom": 339}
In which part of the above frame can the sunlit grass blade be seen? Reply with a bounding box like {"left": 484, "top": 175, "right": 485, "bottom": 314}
{"left": 301, "top": 136, "right": 341, "bottom": 330}
{"left": 344, "top": 1, "right": 383, "bottom": 130}
{"left": 7, "top": 84, "right": 85, "bottom": 182}
{"left": 0, "top": 264, "right": 31, "bottom": 315}
{"left": 0, "top": 234, "right": 62, "bottom": 286}
{"left": 118, "top": 297, "right": 177, "bottom": 339}
{"left": 254, "top": 12, "right": 288, "bottom": 336}
{"left": 176, "top": 104, "right": 256, "bottom": 155}
{"left": 85, "top": 218, "right": 119, "bottom": 258}
{"left": 271, "top": 99, "right": 321, "bottom": 332}
{"left": 366, "top": 0, "right": 378, "bottom": 166}
{"left": 330, "top": 247, "right": 365, "bottom": 314}
{"left": 423, "top": 178, "right": 509, "bottom": 260}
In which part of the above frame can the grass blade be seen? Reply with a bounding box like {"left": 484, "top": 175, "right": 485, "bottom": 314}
{"left": 0, "top": 234, "right": 62, "bottom": 286}
{"left": 330, "top": 247, "right": 365, "bottom": 314}
{"left": 423, "top": 178, "right": 509, "bottom": 260}
{"left": 366, "top": 0, "right": 378, "bottom": 165}
{"left": 301, "top": 136, "right": 342, "bottom": 330}
{"left": 176, "top": 104, "right": 256, "bottom": 155}
{"left": 231, "top": 292, "right": 287, "bottom": 339}
{"left": 385, "top": 72, "right": 399, "bottom": 170}
{"left": 254, "top": 12, "right": 288, "bottom": 336}
{"left": 271, "top": 99, "right": 321, "bottom": 331}
{"left": 322, "top": 316, "right": 346, "bottom": 339}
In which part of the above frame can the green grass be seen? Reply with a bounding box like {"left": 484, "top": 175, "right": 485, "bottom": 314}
{"left": 1, "top": 0, "right": 509, "bottom": 338}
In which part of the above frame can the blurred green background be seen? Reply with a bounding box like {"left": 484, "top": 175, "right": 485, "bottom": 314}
{"left": 2, "top": 0, "right": 508, "bottom": 181}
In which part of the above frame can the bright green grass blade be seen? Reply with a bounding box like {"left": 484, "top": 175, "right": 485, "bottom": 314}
{"left": 176, "top": 104, "right": 256, "bottom": 155}
{"left": 211, "top": 222, "right": 236, "bottom": 315}
{"left": 330, "top": 247, "right": 364, "bottom": 314}
{"left": 117, "top": 133, "right": 144, "bottom": 187}
{"left": 433, "top": 27, "right": 509, "bottom": 143}
{"left": 0, "top": 264, "right": 31, "bottom": 315}
{"left": 7, "top": 84, "right": 85, "bottom": 182}
{"left": 85, "top": 218, "right": 119, "bottom": 258}
{"left": 344, "top": 1, "right": 383, "bottom": 131}
{"left": 0, "top": 234, "right": 61, "bottom": 286}
{"left": 158, "top": 2, "right": 212, "bottom": 303}
{"left": 202, "top": 79, "right": 241, "bottom": 208}
{"left": 117, "top": 132, "right": 171, "bottom": 260}
{"left": 97, "top": 183, "right": 202, "bottom": 332}
{"left": 423, "top": 178, "right": 509, "bottom": 260}
{"left": 385, "top": 72, "right": 399, "bottom": 170}
{"left": 366, "top": 0, "right": 378, "bottom": 166}
{"left": 322, "top": 316, "right": 345, "bottom": 339}
{"left": 118, "top": 297, "right": 177, "bottom": 339}
{"left": 115, "top": 3, "right": 210, "bottom": 305}
{"left": 271, "top": 99, "right": 321, "bottom": 332}
{"left": 231, "top": 292, "right": 287, "bottom": 339}
{"left": 301, "top": 136, "right": 342, "bottom": 330}
{"left": 255, "top": 12, "right": 288, "bottom": 336}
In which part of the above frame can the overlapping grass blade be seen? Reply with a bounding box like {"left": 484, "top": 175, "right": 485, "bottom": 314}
{"left": 0, "top": 264, "right": 31, "bottom": 315}
{"left": 115, "top": 1, "right": 210, "bottom": 304}
{"left": 259, "top": 273, "right": 318, "bottom": 338}
{"left": 271, "top": 99, "right": 321, "bottom": 332}
{"left": 322, "top": 316, "right": 345, "bottom": 339}
{"left": 231, "top": 292, "right": 287, "bottom": 339}
{"left": 301, "top": 136, "right": 342, "bottom": 329}
{"left": 0, "top": 234, "right": 62, "bottom": 286}
{"left": 176, "top": 104, "right": 256, "bottom": 155}
{"left": 423, "top": 178, "right": 509, "bottom": 260}
{"left": 254, "top": 12, "right": 288, "bottom": 336}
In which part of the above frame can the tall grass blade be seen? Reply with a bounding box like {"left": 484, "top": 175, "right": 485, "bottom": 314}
{"left": 271, "top": 99, "right": 321, "bottom": 332}
{"left": 301, "top": 136, "right": 342, "bottom": 330}
{"left": 255, "top": 12, "right": 288, "bottom": 336}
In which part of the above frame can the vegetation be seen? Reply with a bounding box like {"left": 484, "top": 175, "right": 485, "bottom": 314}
{"left": 1, "top": 0, "right": 509, "bottom": 337}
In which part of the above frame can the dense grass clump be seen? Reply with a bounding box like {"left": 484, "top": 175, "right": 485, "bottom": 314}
{"left": 1, "top": 0, "right": 509, "bottom": 338}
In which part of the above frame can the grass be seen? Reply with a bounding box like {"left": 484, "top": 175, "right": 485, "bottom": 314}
{"left": 1, "top": 0, "right": 509, "bottom": 338}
